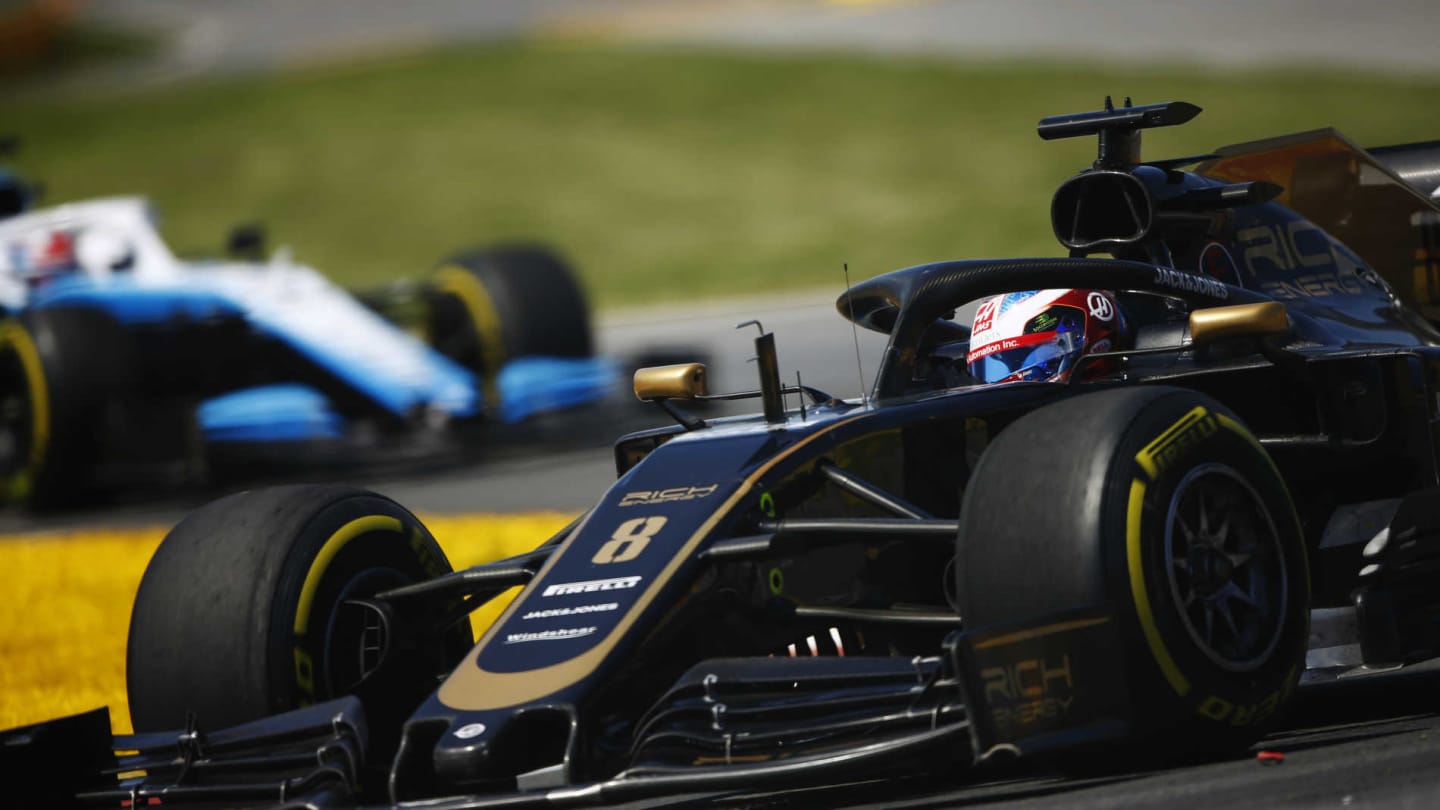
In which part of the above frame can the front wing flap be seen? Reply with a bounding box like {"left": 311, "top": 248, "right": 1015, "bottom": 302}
{"left": 9, "top": 610, "right": 1135, "bottom": 809}
{"left": 947, "top": 605, "right": 1134, "bottom": 760}
{"left": 3, "top": 697, "right": 368, "bottom": 809}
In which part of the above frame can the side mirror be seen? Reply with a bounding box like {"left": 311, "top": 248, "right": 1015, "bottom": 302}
{"left": 227, "top": 223, "right": 266, "bottom": 261}
{"left": 634, "top": 363, "right": 707, "bottom": 401}
{"left": 1189, "top": 302, "right": 1289, "bottom": 351}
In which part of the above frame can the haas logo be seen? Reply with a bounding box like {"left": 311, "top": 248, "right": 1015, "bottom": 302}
{"left": 973, "top": 299, "right": 999, "bottom": 334}
{"left": 1086, "top": 292, "right": 1114, "bottom": 322}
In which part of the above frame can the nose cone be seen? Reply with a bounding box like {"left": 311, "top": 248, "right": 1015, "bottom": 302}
{"left": 427, "top": 706, "right": 577, "bottom": 790}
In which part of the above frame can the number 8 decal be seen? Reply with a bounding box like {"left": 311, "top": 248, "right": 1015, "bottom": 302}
{"left": 592, "top": 516, "right": 668, "bottom": 564}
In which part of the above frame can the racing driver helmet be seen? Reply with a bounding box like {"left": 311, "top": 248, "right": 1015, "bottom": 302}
{"left": 966, "top": 289, "right": 1124, "bottom": 384}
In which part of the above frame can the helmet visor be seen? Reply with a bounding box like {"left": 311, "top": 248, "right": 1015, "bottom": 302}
{"left": 967, "top": 305, "right": 1086, "bottom": 384}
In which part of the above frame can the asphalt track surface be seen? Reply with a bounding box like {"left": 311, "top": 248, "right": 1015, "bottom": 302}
{"left": 19, "top": 2, "right": 1440, "bottom": 807}
{"left": 82, "top": 0, "right": 1440, "bottom": 83}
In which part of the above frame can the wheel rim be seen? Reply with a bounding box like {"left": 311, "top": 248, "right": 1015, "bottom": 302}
{"left": 1163, "top": 463, "right": 1287, "bottom": 672}
{"left": 320, "top": 566, "right": 411, "bottom": 695}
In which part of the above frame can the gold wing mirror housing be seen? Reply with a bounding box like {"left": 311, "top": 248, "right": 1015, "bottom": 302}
{"left": 1188, "top": 302, "right": 1289, "bottom": 351}
{"left": 634, "top": 363, "right": 708, "bottom": 401}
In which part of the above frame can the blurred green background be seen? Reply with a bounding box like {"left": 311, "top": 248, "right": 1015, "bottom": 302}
{"left": 7, "top": 30, "right": 1440, "bottom": 308}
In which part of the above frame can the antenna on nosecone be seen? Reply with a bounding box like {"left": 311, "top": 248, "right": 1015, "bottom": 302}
{"left": 843, "top": 263, "right": 867, "bottom": 407}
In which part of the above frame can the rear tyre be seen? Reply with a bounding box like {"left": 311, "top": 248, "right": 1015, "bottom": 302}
{"left": 426, "top": 245, "right": 592, "bottom": 409}
{"left": 127, "top": 485, "right": 472, "bottom": 737}
{"left": 956, "top": 386, "right": 1308, "bottom": 752}
{"left": 0, "top": 308, "right": 130, "bottom": 508}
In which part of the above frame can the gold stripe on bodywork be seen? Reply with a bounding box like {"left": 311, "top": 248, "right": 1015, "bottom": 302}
{"left": 971, "top": 616, "right": 1110, "bottom": 651}
{"left": 438, "top": 414, "right": 867, "bottom": 711}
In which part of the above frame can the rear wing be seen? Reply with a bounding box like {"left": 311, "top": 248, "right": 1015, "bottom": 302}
{"left": 1370, "top": 140, "right": 1440, "bottom": 200}
{"left": 1199, "top": 130, "right": 1440, "bottom": 321}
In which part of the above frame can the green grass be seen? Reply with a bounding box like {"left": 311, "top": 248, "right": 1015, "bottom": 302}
{"left": 9, "top": 43, "right": 1440, "bottom": 308}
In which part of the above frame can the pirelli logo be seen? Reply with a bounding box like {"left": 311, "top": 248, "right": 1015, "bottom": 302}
{"left": 542, "top": 576, "right": 642, "bottom": 597}
{"left": 1135, "top": 406, "right": 1219, "bottom": 481}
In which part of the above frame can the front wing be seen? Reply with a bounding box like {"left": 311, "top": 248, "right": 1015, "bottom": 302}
{"left": 3, "top": 608, "right": 1135, "bottom": 809}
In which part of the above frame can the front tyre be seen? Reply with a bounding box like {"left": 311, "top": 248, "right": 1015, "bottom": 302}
{"left": 127, "top": 485, "right": 472, "bottom": 736}
{"left": 957, "top": 386, "right": 1308, "bottom": 752}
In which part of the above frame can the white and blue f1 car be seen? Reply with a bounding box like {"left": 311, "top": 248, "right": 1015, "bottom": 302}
{"left": 0, "top": 179, "right": 615, "bottom": 507}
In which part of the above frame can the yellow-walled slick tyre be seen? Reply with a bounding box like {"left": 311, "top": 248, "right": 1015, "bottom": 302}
{"left": 0, "top": 308, "right": 131, "bottom": 508}
{"left": 127, "top": 485, "right": 473, "bottom": 747}
{"left": 956, "top": 386, "right": 1308, "bottom": 753}
{"left": 426, "top": 245, "right": 592, "bottom": 411}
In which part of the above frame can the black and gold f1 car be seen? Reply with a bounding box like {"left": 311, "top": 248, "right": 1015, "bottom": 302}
{"left": 10, "top": 100, "right": 1440, "bottom": 808}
